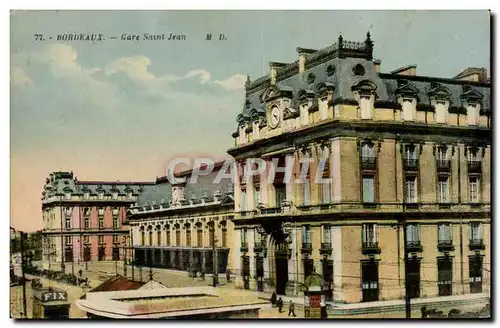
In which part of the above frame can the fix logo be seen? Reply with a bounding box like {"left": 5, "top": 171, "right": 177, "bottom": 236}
{"left": 42, "top": 292, "right": 67, "bottom": 302}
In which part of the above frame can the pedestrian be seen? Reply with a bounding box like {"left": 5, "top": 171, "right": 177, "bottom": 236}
{"left": 288, "top": 300, "right": 296, "bottom": 317}
{"left": 270, "top": 292, "right": 277, "bottom": 307}
{"left": 78, "top": 269, "right": 83, "bottom": 278}
{"left": 277, "top": 297, "right": 283, "bottom": 313}
{"left": 200, "top": 270, "right": 205, "bottom": 281}
{"left": 421, "top": 306, "right": 428, "bottom": 319}
{"left": 226, "top": 269, "right": 231, "bottom": 283}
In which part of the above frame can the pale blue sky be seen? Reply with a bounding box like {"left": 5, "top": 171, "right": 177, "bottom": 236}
{"left": 10, "top": 10, "right": 490, "bottom": 230}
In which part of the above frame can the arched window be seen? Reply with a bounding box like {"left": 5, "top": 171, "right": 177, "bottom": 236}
{"left": 156, "top": 225, "right": 162, "bottom": 246}
{"left": 185, "top": 223, "right": 192, "bottom": 247}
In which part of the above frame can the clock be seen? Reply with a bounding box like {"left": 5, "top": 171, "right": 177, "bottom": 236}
{"left": 270, "top": 106, "right": 280, "bottom": 128}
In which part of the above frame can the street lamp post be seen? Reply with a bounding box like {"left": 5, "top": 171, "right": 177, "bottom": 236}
{"left": 122, "top": 237, "right": 128, "bottom": 277}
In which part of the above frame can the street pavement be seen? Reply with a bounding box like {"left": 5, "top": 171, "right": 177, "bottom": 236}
{"left": 11, "top": 262, "right": 489, "bottom": 319}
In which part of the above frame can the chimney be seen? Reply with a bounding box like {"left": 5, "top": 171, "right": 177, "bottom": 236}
{"left": 269, "top": 61, "right": 289, "bottom": 85}
{"left": 453, "top": 67, "right": 488, "bottom": 83}
{"left": 373, "top": 59, "right": 381, "bottom": 73}
{"left": 296, "top": 47, "right": 316, "bottom": 73}
{"left": 390, "top": 65, "right": 417, "bottom": 76}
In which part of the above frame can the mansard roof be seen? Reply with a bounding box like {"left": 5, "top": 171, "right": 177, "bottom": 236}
{"left": 235, "top": 34, "right": 491, "bottom": 124}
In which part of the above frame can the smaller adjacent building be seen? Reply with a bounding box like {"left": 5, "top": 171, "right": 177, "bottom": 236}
{"left": 41, "top": 172, "right": 153, "bottom": 269}
{"left": 32, "top": 287, "right": 70, "bottom": 319}
{"left": 128, "top": 162, "right": 235, "bottom": 275}
{"left": 75, "top": 286, "right": 267, "bottom": 319}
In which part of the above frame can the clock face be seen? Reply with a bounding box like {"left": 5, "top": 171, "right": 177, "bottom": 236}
{"left": 270, "top": 106, "right": 280, "bottom": 128}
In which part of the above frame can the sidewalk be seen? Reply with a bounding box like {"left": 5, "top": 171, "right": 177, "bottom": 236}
{"left": 255, "top": 290, "right": 490, "bottom": 315}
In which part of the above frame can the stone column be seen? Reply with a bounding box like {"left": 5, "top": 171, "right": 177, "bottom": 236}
{"left": 179, "top": 250, "right": 184, "bottom": 270}
{"left": 288, "top": 227, "right": 297, "bottom": 285}
{"left": 169, "top": 250, "right": 175, "bottom": 268}
{"left": 285, "top": 153, "right": 294, "bottom": 202}
{"left": 263, "top": 235, "right": 270, "bottom": 280}
{"left": 201, "top": 250, "right": 206, "bottom": 272}
{"left": 248, "top": 228, "right": 256, "bottom": 290}
{"left": 233, "top": 229, "right": 243, "bottom": 288}
{"left": 189, "top": 249, "right": 194, "bottom": 269}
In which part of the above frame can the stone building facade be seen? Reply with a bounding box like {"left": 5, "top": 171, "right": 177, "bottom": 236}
{"left": 227, "top": 33, "right": 491, "bottom": 303}
{"left": 128, "top": 163, "right": 235, "bottom": 275}
{"left": 41, "top": 172, "right": 151, "bottom": 269}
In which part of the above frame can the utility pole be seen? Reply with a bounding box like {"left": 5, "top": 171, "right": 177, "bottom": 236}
{"left": 20, "top": 232, "right": 28, "bottom": 319}
{"left": 212, "top": 221, "right": 218, "bottom": 287}
{"left": 402, "top": 220, "right": 411, "bottom": 319}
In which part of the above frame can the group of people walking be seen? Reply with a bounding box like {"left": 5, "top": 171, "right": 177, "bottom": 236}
{"left": 270, "top": 292, "right": 296, "bottom": 317}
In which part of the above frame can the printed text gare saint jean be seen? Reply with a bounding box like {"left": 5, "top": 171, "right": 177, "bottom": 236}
{"left": 33, "top": 33, "right": 227, "bottom": 42}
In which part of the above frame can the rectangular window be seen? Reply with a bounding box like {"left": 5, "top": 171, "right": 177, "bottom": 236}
{"left": 437, "top": 258, "right": 453, "bottom": 296}
{"left": 98, "top": 235, "right": 104, "bottom": 244}
{"left": 166, "top": 230, "right": 171, "bottom": 246}
{"left": 84, "top": 208, "right": 91, "bottom": 217}
{"left": 65, "top": 218, "right": 71, "bottom": 230}
{"left": 469, "top": 177, "right": 480, "bottom": 203}
{"left": 83, "top": 235, "right": 89, "bottom": 244}
{"left": 468, "top": 149, "right": 480, "bottom": 162}
{"left": 275, "top": 184, "right": 286, "bottom": 208}
{"left": 438, "top": 177, "right": 449, "bottom": 203}
{"left": 469, "top": 222, "right": 483, "bottom": 242}
{"left": 303, "top": 179, "right": 311, "bottom": 206}
{"left": 438, "top": 223, "right": 452, "bottom": 243}
{"left": 322, "top": 225, "right": 331, "bottom": 244}
{"left": 405, "top": 176, "right": 417, "bottom": 203}
{"left": 406, "top": 223, "right": 420, "bottom": 243}
{"left": 322, "top": 180, "right": 331, "bottom": 204}
{"left": 437, "top": 147, "right": 448, "bottom": 161}
{"left": 362, "top": 224, "right": 377, "bottom": 243}
{"left": 302, "top": 225, "right": 311, "bottom": 245}
{"left": 405, "top": 145, "right": 416, "bottom": 160}
{"left": 254, "top": 186, "right": 261, "bottom": 208}
{"left": 113, "top": 217, "right": 119, "bottom": 229}
{"left": 112, "top": 234, "right": 119, "bottom": 244}
{"left": 362, "top": 176, "right": 375, "bottom": 203}
{"left": 84, "top": 217, "right": 90, "bottom": 230}
{"left": 241, "top": 228, "right": 247, "bottom": 246}
{"left": 362, "top": 144, "right": 375, "bottom": 159}
{"left": 241, "top": 189, "right": 247, "bottom": 212}
{"left": 65, "top": 236, "right": 72, "bottom": 245}
{"left": 99, "top": 218, "right": 104, "bottom": 229}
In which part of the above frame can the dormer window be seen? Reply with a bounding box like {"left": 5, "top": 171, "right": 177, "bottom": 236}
{"left": 467, "top": 102, "right": 480, "bottom": 126}
{"left": 435, "top": 100, "right": 449, "bottom": 124}
{"left": 112, "top": 192, "right": 118, "bottom": 200}
{"left": 319, "top": 97, "right": 328, "bottom": 120}
{"left": 402, "top": 98, "right": 416, "bottom": 121}
{"left": 65, "top": 192, "right": 71, "bottom": 200}
{"left": 98, "top": 192, "right": 104, "bottom": 200}
{"left": 84, "top": 192, "right": 89, "bottom": 200}
{"left": 128, "top": 192, "right": 133, "bottom": 200}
